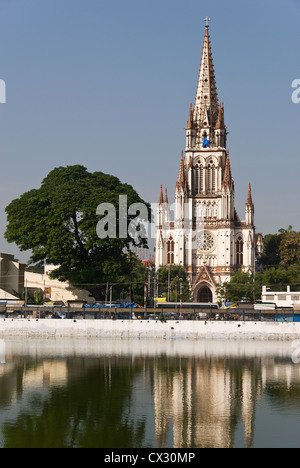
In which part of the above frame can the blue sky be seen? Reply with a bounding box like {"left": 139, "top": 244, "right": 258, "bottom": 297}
{"left": 0, "top": 0, "right": 299, "bottom": 262}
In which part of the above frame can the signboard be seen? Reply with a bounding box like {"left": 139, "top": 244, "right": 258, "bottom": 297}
{"left": 44, "top": 288, "right": 51, "bottom": 299}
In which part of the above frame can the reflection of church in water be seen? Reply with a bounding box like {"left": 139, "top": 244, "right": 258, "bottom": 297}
{"left": 155, "top": 19, "right": 255, "bottom": 302}
{"left": 152, "top": 353, "right": 300, "bottom": 449}
{"left": 153, "top": 357, "right": 260, "bottom": 448}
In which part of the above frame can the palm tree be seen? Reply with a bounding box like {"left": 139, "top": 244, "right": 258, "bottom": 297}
{"left": 278, "top": 225, "right": 295, "bottom": 234}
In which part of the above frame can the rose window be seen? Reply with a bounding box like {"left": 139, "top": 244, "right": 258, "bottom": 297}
{"left": 197, "top": 232, "right": 215, "bottom": 251}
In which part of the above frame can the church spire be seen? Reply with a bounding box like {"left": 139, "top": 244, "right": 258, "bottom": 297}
{"left": 158, "top": 184, "right": 164, "bottom": 204}
{"left": 245, "top": 183, "right": 254, "bottom": 225}
{"left": 164, "top": 187, "right": 169, "bottom": 204}
{"left": 176, "top": 150, "right": 187, "bottom": 192}
{"left": 246, "top": 183, "right": 254, "bottom": 207}
{"left": 194, "top": 20, "right": 219, "bottom": 143}
{"left": 186, "top": 102, "right": 194, "bottom": 130}
{"left": 222, "top": 149, "right": 234, "bottom": 192}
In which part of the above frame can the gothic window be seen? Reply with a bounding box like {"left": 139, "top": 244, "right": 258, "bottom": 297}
{"left": 167, "top": 238, "right": 175, "bottom": 264}
{"left": 212, "top": 165, "right": 216, "bottom": 192}
{"left": 197, "top": 232, "right": 215, "bottom": 251}
{"left": 207, "top": 163, "right": 216, "bottom": 193}
{"left": 194, "top": 164, "right": 204, "bottom": 194}
{"left": 200, "top": 165, "right": 204, "bottom": 192}
{"left": 196, "top": 165, "right": 200, "bottom": 194}
{"left": 236, "top": 236, "right": 243, "bottom": 266}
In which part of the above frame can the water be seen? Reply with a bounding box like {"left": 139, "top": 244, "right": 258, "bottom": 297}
{"left": 0, "top": 337, "right": 300, "bottom": 448}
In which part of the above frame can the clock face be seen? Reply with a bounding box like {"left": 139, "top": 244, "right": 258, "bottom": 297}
{"left": 197, "top": 232, "right": 215, "bottom": 251}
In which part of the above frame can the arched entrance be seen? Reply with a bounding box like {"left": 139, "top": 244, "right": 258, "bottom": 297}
{"left": 197, "top": 286, "right": 213, "bottom": 303}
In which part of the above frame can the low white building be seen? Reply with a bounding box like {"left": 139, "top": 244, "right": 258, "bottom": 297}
{"left": 0, "top": 252, "right": 95, "bottom": 304}
{"left": 25, "top": 265, "right": 94, "bottom": 304}
{"left": 262, "top": 286, "right": 300, "bottom": 309}
{"left": 0, "top": 253, "right": 25, "bottom": 299}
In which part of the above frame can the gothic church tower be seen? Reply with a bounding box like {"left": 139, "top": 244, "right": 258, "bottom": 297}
{"left": 155, "top": 20, "right": 255, "bottom": 302}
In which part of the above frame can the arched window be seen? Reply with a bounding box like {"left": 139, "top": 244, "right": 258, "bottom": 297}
{"left": 200, "top": 164, "right": 204, "bottom": 192}
{"left": 167, "top": 238, "right": 175, "bottom": 264}
{"left": 207, "top": 163, "right": 216, "bottom": 193}
{"left": 236, "top": 236, "right": 243, "bottom": 266}
{"left": 195, "top": 165, "right": 200, "bottom": 194}
{"left": 212, "top": 164, "right": 216, "bottom": 192}
{"left": 194, "top": 164, "right": 204, "bottom": 195}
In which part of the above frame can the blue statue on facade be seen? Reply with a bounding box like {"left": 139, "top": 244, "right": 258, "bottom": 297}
{"left": 202, "top": 136, "right": 211, "bottom": 148}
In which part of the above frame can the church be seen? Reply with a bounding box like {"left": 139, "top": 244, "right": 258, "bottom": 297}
{"left": 155, "top": 19, "right": 256, "bottom": 303}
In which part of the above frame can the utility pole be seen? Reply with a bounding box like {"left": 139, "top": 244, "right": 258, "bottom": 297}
{"left": 144, "top": 281, "right": 147, "bottom": 311}
{"left": 168, "top": 265, "right": 171, "bottom": 302}
{"left": 105, "top": 282, "right": 109, "bottom": 306}
{"left": 154, "top": 272, "right": 156, "bottom": 309}
{"left": 180, "top": 278, "right": 183, "bottom": 320}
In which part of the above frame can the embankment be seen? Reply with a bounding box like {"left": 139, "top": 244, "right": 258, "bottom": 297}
{"left": 0, "top": 318, "right": 300, "bottom": 340}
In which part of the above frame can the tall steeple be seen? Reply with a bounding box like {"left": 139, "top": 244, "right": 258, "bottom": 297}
{"left": 194, "top": 20, "right": 219, "bottom": 147}
{"left": 245, "top": 183, "right": 254, "bottom": 225}
{"left": 176, "top": 150, "right": 188, "bottom": 192}
{"left": 156, "top": 18, "right": 256, "bottom": 301}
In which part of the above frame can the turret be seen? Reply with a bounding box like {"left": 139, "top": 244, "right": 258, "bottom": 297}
{"left": 221, "top": 150, "right": 234, "bottom": 220}
{"left": 214, "top": 102, "right": 227, "bottom": 148}
{"left": 185, "top": 103, "right": 196, "bottom": 149}
{"left": 245, "top": 183, "right": 254, "bottom": 225}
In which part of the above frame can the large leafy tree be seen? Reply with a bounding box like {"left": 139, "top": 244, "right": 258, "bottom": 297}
{"left": 260, "top": 227, "right": 300, "bottom": 268}
{"left": 5, "top": 165, "right": 151, "bottom": 299}
{"left": 217, "top": 272, "right": 262, "bottom": 303}
{"left": 279, "top": 231, "right": 300, "bottom": 266}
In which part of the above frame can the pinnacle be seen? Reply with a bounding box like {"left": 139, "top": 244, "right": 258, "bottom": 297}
{"left": 246, "top": 183, "right": 254, "bottom": 207}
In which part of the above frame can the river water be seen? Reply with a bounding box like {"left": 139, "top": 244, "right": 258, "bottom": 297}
{"left": 0, "top": 337, "right": 300, "bottom": 448}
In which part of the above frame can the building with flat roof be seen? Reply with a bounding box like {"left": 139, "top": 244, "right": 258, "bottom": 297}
{"left": 262, "top": 285, "right": 300, "bottom": 309}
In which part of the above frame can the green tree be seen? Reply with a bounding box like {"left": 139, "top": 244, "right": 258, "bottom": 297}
{"left": 115, "top": 253, "right": 148, "bottom": 305}
{"left": 279, "top": 232, "right": 300, "bottom": 266}
{"left": 260, "top": 227, "right": 300, "bottom": 269}
{"left": 260, "top": 233, "right": 282, "bottom": 267}
{"left": 5, "top": 165, "right": 151, "bottom": 300}
{"left": 261, "top": 264, "right": 300, "bottom": 292}
{"left": 221, "top": 272, "right": 262, "bottom": 303}
{"left": 157, "top": 265, "right": 191, "bottom": 302}
{"left": 278, "top": 225, "right": 296, "bottom": 234}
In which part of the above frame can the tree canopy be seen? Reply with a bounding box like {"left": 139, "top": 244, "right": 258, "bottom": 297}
{"left": 223, "top": 227, "right": 300, "bottom": 303}
{"left": 157, "top": 265, "right": 192, "bottom": 302}
{"left": 5, "top": 165, "right": 151, "bottom": 300}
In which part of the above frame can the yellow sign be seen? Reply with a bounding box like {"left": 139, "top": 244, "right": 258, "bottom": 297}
{"left": 155, "top": 298, "right": 167, "bottom": 303}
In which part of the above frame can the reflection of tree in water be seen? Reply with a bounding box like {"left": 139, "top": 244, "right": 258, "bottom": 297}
{"left": 3, "top": 357, "right": 145, "bottom": 448}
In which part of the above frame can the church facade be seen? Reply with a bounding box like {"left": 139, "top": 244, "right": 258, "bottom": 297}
{"left": 155, "top": 21, "right": 255, "bottom": 303}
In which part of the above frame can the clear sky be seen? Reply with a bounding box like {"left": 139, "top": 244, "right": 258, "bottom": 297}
{"left": 0, "top": 0, "right": 299, "bottom": 262}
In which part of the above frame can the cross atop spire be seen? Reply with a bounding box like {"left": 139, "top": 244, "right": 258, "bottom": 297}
{"left": 204, "top": 16, "right": 211, "bottom": 28}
